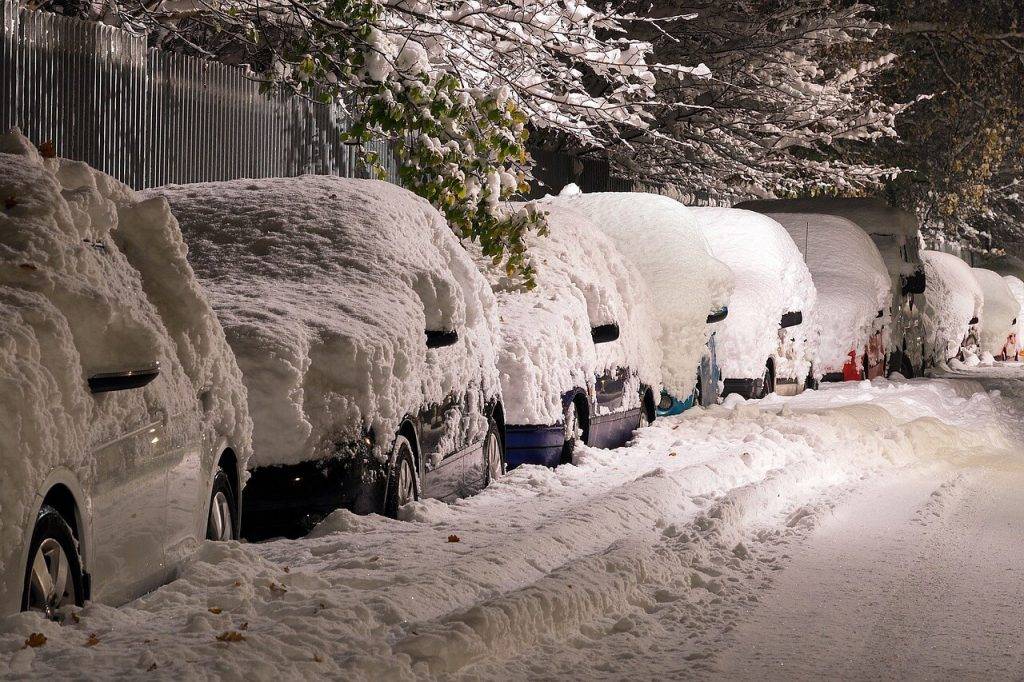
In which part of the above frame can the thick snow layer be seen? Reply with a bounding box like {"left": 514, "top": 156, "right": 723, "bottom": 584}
{"left": 541, "top": 191, "right": 734, "bottom": 400}
{"left": 920, "top": 251, "right": 983, "bottom": 363}
{"left": 767, "top": 213, "right": 891, "bottom": 375}
{"left": 0, "top": 370, "right": 1015, "bottom": 678}
{"left": 0, "top": 131, "right": 251, "bottom": 591}
{"left": 737, "top": 197, "right": 920, "bottom": 277}
{"left": 971, "top": 268, "right": 1020, "bottom": 356}
{"left": 692, "top": 208, "right": 816, "bottom": 381}
{"left": 473, "top": 204, "right": 662, "bottom": 425}
{"left": 146, "top": 176, "right": 500, "bottom": 468}
{"left": 1002, "top": 275, "right": 1024, "bottom": 355}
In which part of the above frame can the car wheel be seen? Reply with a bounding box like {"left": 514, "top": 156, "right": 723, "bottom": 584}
{"left": 22, "top": 506, "right": 84, "bottom": 619}
{"left": 483, "top": 420, "right": 505, "bottom": 487}
{"left": 693, "top": 376, "right": 703, "bottom": 408}
{"left": 759, "top": 363, "right": 774, "bottom": 398}
{"left": 207, "top": 469, "right": 237, "bottom": 541}
{"left": 385, "top": 436, "right": 418, "bottom": 518}
{"left": 561, "top": 399, "right": 584, "bottom": 464}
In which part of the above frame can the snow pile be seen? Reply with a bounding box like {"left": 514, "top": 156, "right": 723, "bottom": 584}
{"left": 691, "top": 208, "right": 816, "bottom": 381}
{"left": 1002, "top": 275, "right": 1024, "bottom": 356}
{"left": 0, "top": 130, "right": 250, "bottom": 594}
{"left": 920, "top": 251, "right": 983, "bottom": 363}
{"left": 767, "top": 213, "right": 891, "bottom": 375}
{"left": 542, "top": 190, "right": 734, "bottom": 400}
{"left": 473, "top": 204, "right": 662, "bottom": 425}
{"left": 971, "top": 268, "right": 1020, "bottom": 357}
{"left": 147, "top": 176, "right": 500, "bottom": 468}
{"left": 0, "top": 374, "right": 1012, "bottom": 678}
{"left": 737, "top": 197, "right": 920, "bottom": 278}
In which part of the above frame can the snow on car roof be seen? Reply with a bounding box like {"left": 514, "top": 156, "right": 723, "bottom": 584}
{"left": 473, "top": 204, "right": 662, "bottom": 425}
{"left": 972, "top": 267, "right": 1021, "bottom": 356}
{"left": 766, "top": 213, "right": 891, "bottom": 373}
{"left": 692, "top": 207, "right": 816, "bottom": 380}
{"left": 148, "top": 176, "right": 500, "bottom": 468}
{"left": 0, "top": 129, "right": 251, "bottom": 576}
{"left": 541, "top": 190, "right": 734, "bottom": 401}
{"left": 921, "top": 251, "right": 983, "bottom": 363}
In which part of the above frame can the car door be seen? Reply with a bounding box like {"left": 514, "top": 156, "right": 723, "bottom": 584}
{"left": 88, "top": 389, "right": 170, "bottom": 606}
{"left": 417, "top": 392, "right": 464, "bottom": 503}
{"left": 161, "top": 388, "right": 208, "bottom": 567}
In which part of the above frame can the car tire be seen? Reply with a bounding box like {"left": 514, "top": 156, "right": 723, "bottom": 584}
{"left": 561, "top": 399, "right": 585, "bottom": 464}
{"left": 759, "top": 363, "right": 774, "bottom": 398}
{"left": 693, "top": 376, "right": 704, "bottom": 408}
{"left": 22, "top": 505, "right": 85, "bottom": 619}
{"left": 207, "top": 469, "right": 238, "bottom": 541}
{"left": 384, "top": 436, "right": 418, "bottom": 518}
{"left": 483, "top": 419, "right": 505, "bottom": 487}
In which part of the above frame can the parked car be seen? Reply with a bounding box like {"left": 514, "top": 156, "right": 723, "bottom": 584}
{"left": 1002, "top": 275, "right": 1024, "bottom": 361}
{"left": 972, "top": 267, "right": 1021, "bottom": 361}
{"left": 920, "top": 251, "right": 983, "bottom": 365}
{"left": 151, "top": 176, "right": 504, "bottom": 540}
{"left": 691, "top": 208, "right": 816, "bottom": 398}
{"left": 765, "top": 213, "right": 892, "bottom": 382}
{"left": 472, "top": 204, "right": 662, "bottom": 467}
{"left": 738, "top": 198, "right": 927, "bottom": 377}
{"left": 544, "top": 189, "right": 734, "bottom": 415}
{"left": 0, "top": 132, "right": 251, "bottom": 618}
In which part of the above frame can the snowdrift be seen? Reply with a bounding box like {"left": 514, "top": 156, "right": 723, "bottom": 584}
{"left": 542, "top": 190, "right": 733, "bottom": 401}
{"left": 767, "top": 213, "right": 891, "bottom": 376}
{"left": 0, "top": 130, "right": 250, "bottom": 591}
{"left": 473, "top": 204, "right": 662, "bottom": 425}
{"left": 692, "top": 208, "right": 816, "bottom": 382}
{"left": 920, "top": 251, "right": 982, "bottom": 363}
{"left": 148, "top": 176, "right": 500, "bottom": 468}
{"left": 972, "top": 267, "right": 1021, "bottom": 357}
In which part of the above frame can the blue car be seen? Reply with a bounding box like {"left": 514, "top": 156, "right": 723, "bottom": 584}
{"left": 476, "top": 205, "right": 663, "bottom": 469}
{"left": 658, "top": 310, "right": 726, "bottom": 416}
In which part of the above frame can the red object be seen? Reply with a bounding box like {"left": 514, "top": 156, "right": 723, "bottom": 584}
{"left": 842, "top": 349, "right": 861, "bottom": 381}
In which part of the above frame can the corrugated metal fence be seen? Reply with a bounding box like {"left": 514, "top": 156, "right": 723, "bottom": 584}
{"left": 0, "top": 0, "right": 398, "bottom": 189}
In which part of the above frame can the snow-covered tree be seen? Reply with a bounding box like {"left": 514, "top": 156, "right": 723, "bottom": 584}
{"left": 114, "top": 0, "right": 696, "bottom": 283}
{"left": 613, "top": 1, "right": 907, "bottom": 199}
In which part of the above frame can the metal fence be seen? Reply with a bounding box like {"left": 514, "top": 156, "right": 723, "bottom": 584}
{"left": 0, "top": 0, "right": 398, "bottom": 189}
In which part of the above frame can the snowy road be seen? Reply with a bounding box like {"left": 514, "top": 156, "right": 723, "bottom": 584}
{"left": 2, "top": 368, "right": 1023, "bottom": 680}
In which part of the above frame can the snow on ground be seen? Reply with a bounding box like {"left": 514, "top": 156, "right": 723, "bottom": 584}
{"left": 3, "top": 365, "right": 1022, "bottom": 680}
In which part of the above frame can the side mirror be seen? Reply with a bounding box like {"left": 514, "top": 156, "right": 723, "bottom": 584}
{"left": 902, "top": 270, "right": 926, "bottom": 295}
{"left": 591, "top": 323, "right": 620, "bottom": 344}
{"left": 969, "top": 316, "right": 979, "bottom": 325}
{"left": 779, "top": 311, "right": 803, "bottom": 329}
{"left": 88, "top": 364, "right": 160, "bottom": 394}
{"left": 706, "top": 307, "right": 729, "bottom": 324}
{"left": 876, "top": 309, "right": 884, "bottom": 319}
{"left": 425, "top": 329, "right": 459, "bottom": 349}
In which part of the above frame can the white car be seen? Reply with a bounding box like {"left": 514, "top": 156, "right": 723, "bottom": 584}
{"left": 920, "top": 251, "right": 983, "bottom": 365}
{"left": 692, "top": 208, "right": 816, "bottom": 398}
{"left": 766, "top": 213, "right": 891, "bottom": 382}
{"left": 972, "top": 268, "right": 1021, "bottom": 361}
{"left": 0, "top": 131, "right": 251, "bottom": 618}
{"left": 738, "top": 198, "right": 927, "bottom": 377}
{"left": 1002, "top": 275, "right": 1024, "bottom": 361}
{"left": 473, "top": 204, "right": 662, "bottom": 467}
{"left": 151, "top": 176, "right": 504, "bottom": 539}
{"left": 543, "top": 190, "right": 734, "bottom": 413}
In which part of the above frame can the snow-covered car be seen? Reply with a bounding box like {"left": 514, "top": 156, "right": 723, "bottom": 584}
{"left": 150, "top": 176, "right": 504, "bottom": 539}
{"left": 473, "top": 204, "right": 662, "bottom": 468}
{"left": 920, "top": 251, "right": 983, "bottom": 365}
{"left": 972, "top": 267, "right": 1021, "bottom": 361}
{"left": 738, "top": 198, "right": 927, "bottom": 377}
{"left": 0, "top": 132, "right": 251, "bottom": 618}
{"left": 543, "top": 190, "right": 734, "bottom": 415}
{"left": 765, "top": 213, "right": 891, "bottom": 382}
{"left": 1002, "top": 275, "right": 1024, "bottom": 361}
{"left": 692, "top": 208, "right": 816, "bottom": 398}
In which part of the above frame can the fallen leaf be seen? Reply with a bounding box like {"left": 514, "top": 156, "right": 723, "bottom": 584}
{"left": 669, "top": 452, "right": 678, "bottom": 457}
{"left": 283, "top": 566, "right": 290, "bottom": 573}
{"left": 24, "top": 633, "right": 46, "bottom": 648}
{"left": 269, "top": 582, "right": 287, "bottom": 594}
{"left": 233, "top": 581, "right": 242, "bottom": 588}
{"left": 313, "top": 653, "right": 324, "bottom": 663}
{"left": 447, "top": 534, "right": 460, "bottom": 543}
{"left": 37, "top": 140, "right": 56, "bottom": 158}
{"left": 208, "top": 607, "right": 222, "bottom": 615}
{"left": 216, "top": 631, "right": 245, "bottom": 643}
{"left": 239, "top": 622, "right": 249, "bottom": 631}
{"left": 19, "top": 263, "right": 37, "bottom": 271}
{"left": 147, "top": 663, "right": 158, "bottom": 672}
{"left": 84, "top": 633, "right": 100, "bottom": 647}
